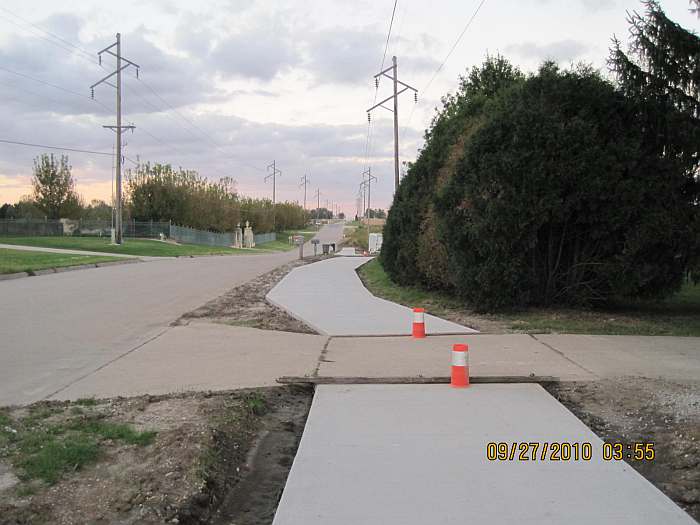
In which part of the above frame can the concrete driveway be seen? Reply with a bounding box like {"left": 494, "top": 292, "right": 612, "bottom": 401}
{"left": 0, "top": 225, "right": 342, "bottom": 406}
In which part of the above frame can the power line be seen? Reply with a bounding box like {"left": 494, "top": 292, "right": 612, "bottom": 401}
{"left": 361, "top": 0, "right": 400, "bottom": 198}
{"left": 0, "top": 7, "right": 102, "bottom": 69}
{"left": 0, "top": 138, "right": 114, "bottom": 156}
{"left": 400, "top": 0, "right": 488, "bottom": 141}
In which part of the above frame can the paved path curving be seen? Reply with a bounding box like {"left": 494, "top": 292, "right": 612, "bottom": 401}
{"left": 266, "top": 256, "right": 476, "bottom": 336}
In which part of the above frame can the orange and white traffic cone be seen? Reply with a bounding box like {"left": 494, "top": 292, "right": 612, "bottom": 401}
{"left": 451, "top": 343, "right": 469, "bottom": 388}
{"left": 412, "top": 308, "right": 426, "bottom": 338}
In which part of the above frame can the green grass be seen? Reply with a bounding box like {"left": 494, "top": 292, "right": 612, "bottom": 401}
{"left": 345, "top": 224, "right": 383, "bottom": 251}
{"left": 253, "top": 230, "right": 316, "bottom": 252}
{"left": 0, "top": 406, "right": 156, "bottom": 486}
{"left": 0, "top": 248, "right": 125, "bottom": 274}
{"left": 0, "top": 236, "right": 249, "bottom": 257}
{"left": 358, "top": 258, "right": 700, "bottom": 336}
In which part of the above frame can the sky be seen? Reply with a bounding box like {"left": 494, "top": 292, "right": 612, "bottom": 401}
{"left": 0, "top": 0, "right": 697, "bottom": 216}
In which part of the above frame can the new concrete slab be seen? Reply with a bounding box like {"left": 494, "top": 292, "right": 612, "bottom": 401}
{"left": 535, "top": 334, "right": 700, "bottom": 380}
{"left": 273, "top": 384, "right": 695, "bottom": 525}
{"left": 267, "top": 257, "right": 475, "bottom": 336}
{"left": 318, "top": 334, "right": 596, "bottom": 381}
{"left": 48, "top": 322, "right": 326, "bottom": 401}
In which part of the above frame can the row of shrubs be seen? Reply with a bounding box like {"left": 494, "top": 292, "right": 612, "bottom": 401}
{"left": 382, "top": 29, "right": 698, "bottom": 310}
{"left": 126, "top": 163, "right": 308, "bottom": 233}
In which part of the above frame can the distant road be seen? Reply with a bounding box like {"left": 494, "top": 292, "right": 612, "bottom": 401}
{"left": 0, "top": 224, "right": 344, "bottom": 405}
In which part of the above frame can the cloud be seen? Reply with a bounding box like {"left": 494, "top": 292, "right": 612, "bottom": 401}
{"left": 505, "top": 39, "right": 589, "bottom": 63}
{"left": 211, "top": 25, "right": 301, "bottom": 81}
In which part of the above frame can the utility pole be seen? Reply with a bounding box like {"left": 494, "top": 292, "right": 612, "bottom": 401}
{"left": 367, "top": 56, "right": 417, "bottom": 194}
{"left": 266, "top": 160, "right": 281, "bottom": 205}
{"left": 365, "top": 170, "right": 377, "bottom": 219}
{"left": 266, "top": 160, "right": 281, "bottom": 230}
{"left": 313, "top": 188, "right": 320, "bottom": 221}
{"left": 91, "top": 33, "right": 139, "bottom": 245}
{"left": 299, "top": 174, "right": 310, "bottom": 210}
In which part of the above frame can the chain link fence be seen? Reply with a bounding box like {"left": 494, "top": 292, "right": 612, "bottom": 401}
{"left": 0, "top": 219, "right": 277, "bottom": 247}
{"left": 0, "top": 219, "right": 170, "bottom": 238}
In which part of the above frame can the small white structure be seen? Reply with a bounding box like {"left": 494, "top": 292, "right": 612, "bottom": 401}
{"left": 234, "top": 223, "right": 243, "bottom": 248}
{"left": 243, "top": 221, "right": 256, "bottom": 248}
{"left": 368, "top": 233, "right": 383, "bottom": 254}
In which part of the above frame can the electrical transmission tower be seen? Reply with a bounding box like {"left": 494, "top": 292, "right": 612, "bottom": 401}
{"left": 313, "top": 188, "right": 321, "bottom": 220}
{"left": 266, "top": 160, "right": 282, "bottom": 204}
{"left": 91, "top": 33, "right": 139, "bottom": 245}
{"left": 367, "top": 56, "right": 417, "bottom": 194}
{"left": 299, "top": 174, "right": 310, "bottom": 210}
{"left": 362, "top": 167, "right": 377, "bottom": 219}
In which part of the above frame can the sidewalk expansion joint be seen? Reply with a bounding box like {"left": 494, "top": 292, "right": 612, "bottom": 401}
{"left": 312, "top": 337, "right": 333, "bottom": 377}
{"left": 44, "top": 326, "right": 173, "bottom": 400}
{"left": 528, "top": 333, "right": 599, "bottom": 378}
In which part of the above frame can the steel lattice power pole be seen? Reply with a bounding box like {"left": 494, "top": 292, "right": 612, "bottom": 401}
{"left": 366, "top": 171, "right": 377, "bottom": 219}
{"left": 266, "top": 160, "right": 282, "bottom": 230}
{"left": 367, "top": 56, "right": 417, "bottom": 194}
{"left": 299, "top": 174, "right": 310, "bottom": 211}
{"left": 91, "top": 33, "right": 139, "bottom": 245}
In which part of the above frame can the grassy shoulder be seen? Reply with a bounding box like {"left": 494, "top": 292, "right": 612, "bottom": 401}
{"left": 253, "top": 230, "right": 316, "bottom": 252}
{"left": 0, "top": 388, "right": 311, "bottom": 524}
{"left": 358, "top": 258, "right": 700, "bottom": 336}
{"left": 0, "top": 236, "right": 276, "bottom": 257}
{"left": 344, "top": 224, "right": 383, "bottom": 251}
{"left": 0, "top": 248, "right": 126, "bottom": 274}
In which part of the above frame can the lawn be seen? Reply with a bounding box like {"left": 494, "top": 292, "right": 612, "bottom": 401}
{"left": 0, "top": 236, "right": 261, "bottom": 257}
{"left": 358, "top": 258, "right": 700, "bottom": 336}
{"left": 345, "top": 224, "right": 383, "bottom": 251}
{"left": 0, "top": 248, "right": 125, "bottom": 274}
{"left": 252, "top": 230, "right": 317, "bottom": 252}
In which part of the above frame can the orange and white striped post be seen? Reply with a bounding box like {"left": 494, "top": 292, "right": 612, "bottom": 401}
{"left": 412, "top": 308, "right": 426, "bottom": 338}
{"left": 451, "top": 343, "right": 469, "bottom": 388}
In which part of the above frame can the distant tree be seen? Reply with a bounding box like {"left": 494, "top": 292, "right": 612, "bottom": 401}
{"left": 81, "top": 199, "right": 113, "bottom": 221}
{"left": 31, "top": 154, "right": 82, "bottom": 219}
{"left": 366, "top": 208, "right": 386, "bottom": 219}
{"left": 0, "top": 203, "right": 13, "bottom": 219}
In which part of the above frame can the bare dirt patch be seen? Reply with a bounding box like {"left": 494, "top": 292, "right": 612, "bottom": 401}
{"left": 547, "top": 378, "right": 700, "bottom": 522}
{"left": 0, "top": 386, "right": 312, "bottom": 525}
{"left": 176, "top": 257, "right": 328, "bottom": 334}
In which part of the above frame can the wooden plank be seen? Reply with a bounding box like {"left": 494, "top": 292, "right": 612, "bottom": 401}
{"left": 276, "top": 375, "right": 560, "bottom": 385}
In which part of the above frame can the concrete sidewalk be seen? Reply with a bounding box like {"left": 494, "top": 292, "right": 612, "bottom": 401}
{"left": 273, "top": 384, "right": 696, "bottom": 524}
{"left": 313, "top": 333, "right": 700, "bottom": 382}
{"left": 48, "top": 322, "right": 325, "bottom": 401}
{"left": 267, "top": 257, "right": 476, "bottom": 336}
{"left": 0, "top": 242, "right": 147, "bottom": 259}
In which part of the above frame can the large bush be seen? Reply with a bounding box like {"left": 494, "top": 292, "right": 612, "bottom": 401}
{"left": 382, "top": 57, "right": 698, "bottom": 310}
{"left": 438, "top": 63, "right": 698, "bottom": 309}
{"left": 381, "top": 55, "right": 523, "bottom": 289}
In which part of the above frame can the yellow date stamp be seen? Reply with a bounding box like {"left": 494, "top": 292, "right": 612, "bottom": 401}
{"left": 486, "top": 442, "right": 593, "bottom": 461}
{"left": 486, "top": 442, "right": 655, "bottom": 461}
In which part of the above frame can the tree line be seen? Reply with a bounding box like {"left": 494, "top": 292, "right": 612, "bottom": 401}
{"left": 1, "top": 157, "right": 309, "bottom": 233}
{"left": 381, "top": 1, "right": 699, "bottom": 310}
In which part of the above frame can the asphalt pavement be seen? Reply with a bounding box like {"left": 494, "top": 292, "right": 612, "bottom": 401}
{"left": 0, "top": 224, "right": 343, "bottom": 406}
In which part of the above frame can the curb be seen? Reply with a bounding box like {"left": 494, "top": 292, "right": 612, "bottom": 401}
{"left": 0, "top": 258, "right": 141, "bottom": 282}
{"left": 0, "top": 272, "right": 30, "bottom": 281}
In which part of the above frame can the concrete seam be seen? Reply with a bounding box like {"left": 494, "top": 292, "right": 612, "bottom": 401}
{"left": 44, "top": 326, "right": 172, "bottom": 400}
{"left": 528, "top": 333, "right": 599, "bottom": 378}
{"left": 313, "top": 336, "right": 334, "bottom": 377}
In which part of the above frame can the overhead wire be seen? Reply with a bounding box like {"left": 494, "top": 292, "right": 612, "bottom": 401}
{"left": 400, "top": 0, "right": 488, "bottom": 142}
